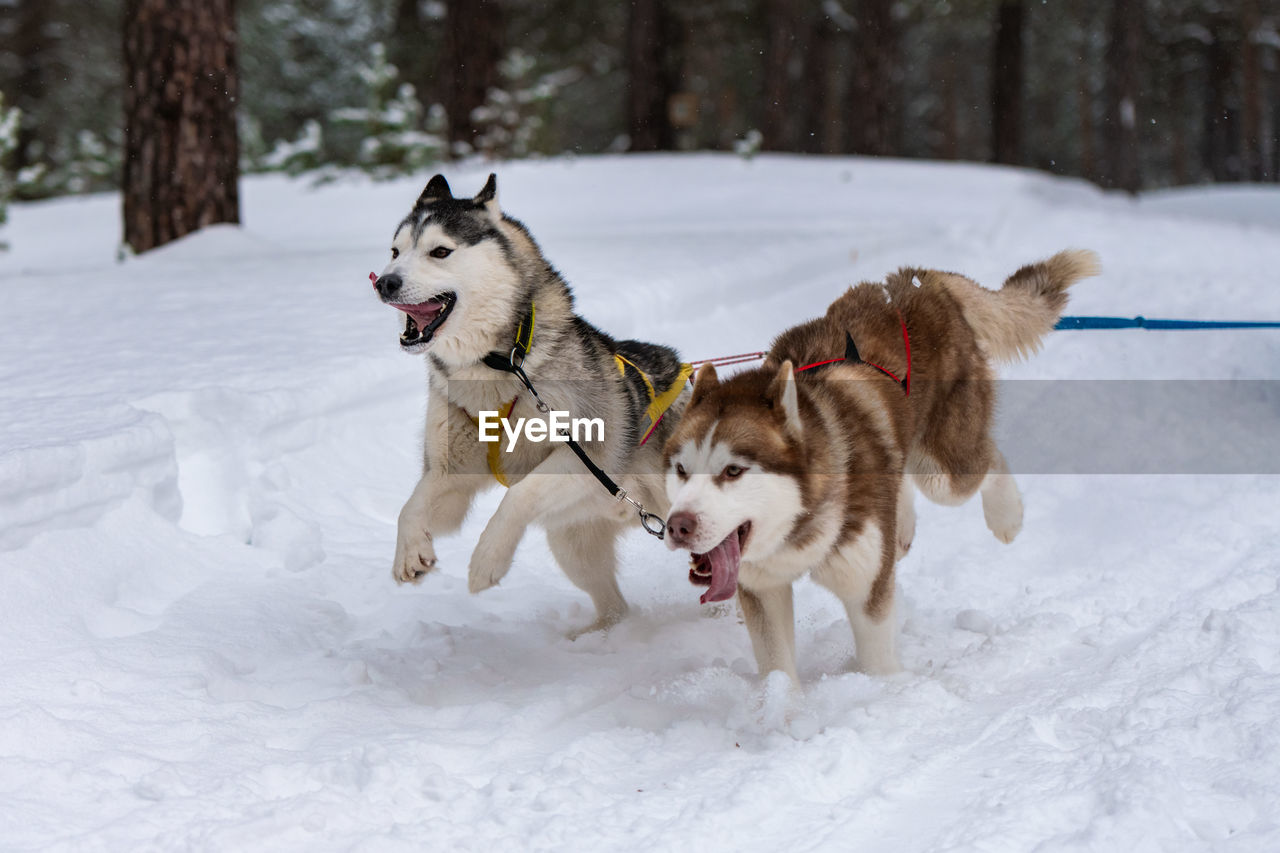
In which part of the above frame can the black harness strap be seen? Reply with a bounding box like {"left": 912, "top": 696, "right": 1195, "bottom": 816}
{"left": 480, "top": 304, "right": 667, "bottom": 539}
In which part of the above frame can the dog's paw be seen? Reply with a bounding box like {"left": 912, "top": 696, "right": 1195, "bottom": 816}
{"left": 984, "top": 498, "right": 1023, "bottom": 544}
{"left": 895, "top": 483, "right": 916, "bottom": 561}
{"left": 467, "top": 533, "right": 516, "bottom": 594}
{"left": 895, "top": 519, "right": 915, "bottom": 561}
{"left": 393, "top": 528, "right": 437, "bottom": 584}
{"left": 566, "top": 607, "right": 628, "bottom": 640}
{"left": 855, "top": 652, "right": 903, "bottom": 676}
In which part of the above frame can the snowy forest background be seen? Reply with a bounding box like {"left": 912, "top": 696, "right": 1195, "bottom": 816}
{"left": 0, "top": 0, "right": 1277, "bottom": 214}
{"left": 6, "top": 3, "right": 1280, "bottom": 847}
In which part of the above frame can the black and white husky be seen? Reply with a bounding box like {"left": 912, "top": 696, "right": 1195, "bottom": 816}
{"left": 373, "top": 174, "right": 689, "bottom": 636}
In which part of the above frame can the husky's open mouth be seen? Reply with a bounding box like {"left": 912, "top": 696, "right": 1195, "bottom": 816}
{"left": 689, "top": 521, "right": 751, "bottom": 604}
{"left": 393, "top": 292, "right": 456, "bottom": 348}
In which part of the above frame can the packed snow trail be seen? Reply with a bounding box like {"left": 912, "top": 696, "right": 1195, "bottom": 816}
{"left": 2, "top": 155, "right": 1279, "bottom": 851}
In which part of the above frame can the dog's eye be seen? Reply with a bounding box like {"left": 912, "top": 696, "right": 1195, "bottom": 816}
{"left": 722, "top": 464, "right": 745, "bottom": 480}
{"left": 675, "top": 463, "right": 688, "bottom": 480}
{"left": 429, "top": 246, "right": 453, "bottom": 259}
{"left": 390, "top": 247, "right": 399, "bottom": 259}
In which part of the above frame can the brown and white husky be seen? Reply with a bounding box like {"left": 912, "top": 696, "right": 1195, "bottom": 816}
{"left": 662, "top": 250, "right": 1100, "bottom": 681}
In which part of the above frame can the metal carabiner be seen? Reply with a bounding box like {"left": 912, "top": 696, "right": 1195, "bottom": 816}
{"left": 617, "top": 488, "right": 666, "bottom": 540}
{"left": 638, "top": 509, "right": 666, "bottom": 540}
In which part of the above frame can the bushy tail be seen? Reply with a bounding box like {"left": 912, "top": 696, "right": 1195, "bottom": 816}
{"left": 955, "top": 249, "right": 1101, "bottom": 362}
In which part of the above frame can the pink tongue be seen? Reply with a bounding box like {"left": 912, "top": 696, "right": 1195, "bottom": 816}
{"left": 397, "top": 301, "right": 444, "bottom": 326}
{"left": 701, "top": 528, "right": 741, "bottom": 604}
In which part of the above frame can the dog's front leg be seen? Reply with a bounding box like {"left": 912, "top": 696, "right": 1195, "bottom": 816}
{"left": 393, "top": 471, "right": 480, "bottom": 583}
{"left": 738, "top": 583, "right": 799, "bottom": 683}
{"left": 394, "top": 400, "right": 489, "bottom": 585}
{"left": 467, "top": 448, "right": 597, "bottom": 593}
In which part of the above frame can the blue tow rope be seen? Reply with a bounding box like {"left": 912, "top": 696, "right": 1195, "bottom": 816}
{"left": 1056, "top": 316, "right": 1280, "bottom": 331}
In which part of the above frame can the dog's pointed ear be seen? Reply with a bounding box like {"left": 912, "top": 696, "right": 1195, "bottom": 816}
{"left": 473, "top": 173, "right": 501, "bottom": 223}
{"left": 690, "top": 362, "right": 719, "bottom": 407}
{"left": 768, "top": 360, "right": 802, "bottom": 438}
{"left": 418, "top": 174, "right": 453, "bottom": 206}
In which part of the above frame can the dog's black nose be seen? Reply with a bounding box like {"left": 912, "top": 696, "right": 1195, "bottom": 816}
{"left": 666, "top": 511, "right": 698, "bottom": 546}
{"left": 375, "top": 274, "right": 403, "bottom": 300}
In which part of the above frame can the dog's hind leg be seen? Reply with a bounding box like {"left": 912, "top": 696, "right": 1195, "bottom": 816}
{"left": 980, "top": 447, "right": 1023, "bottom": 544}
{"left": 910, "top": 445, "right": 1022, "bottom": 544}
{"left": 812, "top": 522, "right": 901, "bottom": 675}
{"left": 895, "top": 476, "right": 916, "bottom": 561}
{"left": 546, "top": 519, "right": 629, "bottom": 639}
{"left": 738, "top": 584, "right": 798, "bottom": 683}
{"left": 909, "top": 450, "right": 986, "bottom": 507}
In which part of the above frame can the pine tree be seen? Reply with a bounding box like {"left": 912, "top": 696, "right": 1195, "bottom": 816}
{"left": 0, "top": 92, "right": 20, "bottom": 247}
{"left": 330, "top": 42, "right": 445, "bottom": 178}
{"left": 122, "top": 0, "right": 240, "bottom": 253}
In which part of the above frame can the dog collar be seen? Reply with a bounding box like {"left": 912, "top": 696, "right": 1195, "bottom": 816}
{"left": 482, "top": 300, "right": 535, "bottom": 373}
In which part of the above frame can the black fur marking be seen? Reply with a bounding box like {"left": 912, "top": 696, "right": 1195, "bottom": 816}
{"left": 617, "top": 340, "right": 683, "bottom": 391}
{"left": 489, "top": 228, "right": 518, "bottom": 269}
{"left": 418, "top": 174, "right": 453, "bottom": 206}
{"left": 407, "top": 200, "right": 501, "bottom": 246}
{"left": 844, "top": 332, "right": 861, "bottom": 363}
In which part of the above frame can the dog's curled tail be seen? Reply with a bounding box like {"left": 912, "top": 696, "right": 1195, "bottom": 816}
{"left": 958, "top": 249, "right": 1101, "bottom": 363}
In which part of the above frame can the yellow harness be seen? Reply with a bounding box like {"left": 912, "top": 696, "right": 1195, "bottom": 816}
{"left": 614, "top": 353, "right": 694, "bottom": 446}
{"left": 470, "top": 303, "right": 691, "bottom": 486}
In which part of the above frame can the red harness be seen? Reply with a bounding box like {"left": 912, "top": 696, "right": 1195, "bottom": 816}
{"left": 795, "top": 311, "right": 911, "bottom": 395}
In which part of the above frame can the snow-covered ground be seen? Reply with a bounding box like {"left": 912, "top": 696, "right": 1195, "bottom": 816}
{"left": 2, "top": 155, "right": 1279, "bottom": 851}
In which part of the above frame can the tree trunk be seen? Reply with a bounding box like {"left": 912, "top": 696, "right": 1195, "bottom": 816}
{"left": 1101, "top": 0, "right": 1142, "bottom": 192}
{"left": 627, "top": 0, "right": 674, "bottom": 151}
{"left": 1202, "top": 14, "right": 1238, "bottom": 182}
{"left": 848, "top": 0, "right": 897, "bottom": 156}
{"left": 762, "top": 0, "right": 797, "bottom": 151}
{"left": 122, "top": 0, "right": 240, "bottom": 254}
{"left": 441, "top": 0, "right": 503, "bottom": 155}
{"left": 1240, "top": 0, "right": 1265, "bottom": 181}
{"left": 1269, "top": 38, "right": 1280, "bottom": 182}
{"left": 1169, "top": 67, "right": 1189, "bottom": 184}
{"left": 938, "top": 48, "right": 959, "bottom": 161}
{"left": 991, "top": 0, "right": 1024, "bottom": 165}
{"left": 811, "top": 17, "right": 843, "bottom": 155}
{"left": 10, "top": 0, "right": 50, "bottom": 177}
{"left": 1078, "top": 65, "right": 1096, "bottom": 182}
